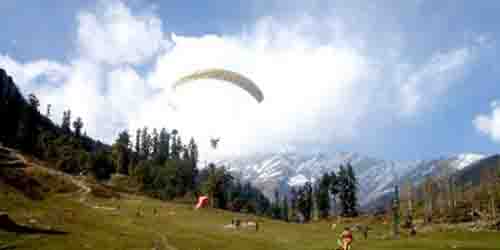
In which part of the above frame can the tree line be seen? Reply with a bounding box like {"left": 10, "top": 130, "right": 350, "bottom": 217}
{"left": 270, "top": 164, "right": 359, "bottom": 223}
{"left": 398, "top": 165, "right": 500, "bottom": 225}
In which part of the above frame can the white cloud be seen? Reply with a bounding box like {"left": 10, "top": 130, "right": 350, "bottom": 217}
{"left": 77, "top": 0, "right": 170, "bottom": 65}
{"left": 0, "top": 1, "right": 489, "bottom": 160}
{"left": 397, "top": 47, "right": 474, "bottom": 116}
{"left": 474, "top": 101, "right": 500, "bottom": 142}
{"left": 0, "top": 55, "right": 70, "bottom": 92}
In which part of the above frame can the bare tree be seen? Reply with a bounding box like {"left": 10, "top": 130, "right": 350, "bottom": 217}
{"left": 423, "top": 178, "right": 432, "bottom": 223}
{"left": 480, "top": 168, "right": 497, "bottom": 220}
{"left": 423, "top": 177, "right": 439, "bottom": 224}
{"left": 449, "top": 176, "right": 457, "bottom": 212}
{"left": 401, "top": 181, "right": 414, "bottom": 228}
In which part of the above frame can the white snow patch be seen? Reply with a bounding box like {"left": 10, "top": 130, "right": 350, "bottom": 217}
{"left": 288, "top": 174, "right": 309, "bottom": 186}
{"left": 452, "top": 153, "right": 485, "bottom": 170}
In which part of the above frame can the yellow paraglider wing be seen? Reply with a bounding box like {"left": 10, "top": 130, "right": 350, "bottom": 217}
{"left": 172, "top": 68, "right": 264, "bottom": 103}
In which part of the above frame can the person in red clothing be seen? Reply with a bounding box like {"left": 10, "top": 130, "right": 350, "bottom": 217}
{"left": 337, "top": 227, "right": 353, "bottom": 250}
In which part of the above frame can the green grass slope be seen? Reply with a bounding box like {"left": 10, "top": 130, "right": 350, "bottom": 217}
{"left": 1, "top": 164, "right": 500, "bottom": 250}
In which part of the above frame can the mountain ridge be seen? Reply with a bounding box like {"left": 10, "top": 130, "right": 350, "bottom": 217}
{"left": 216, "top": 151, "right": 488, "bottom": 207}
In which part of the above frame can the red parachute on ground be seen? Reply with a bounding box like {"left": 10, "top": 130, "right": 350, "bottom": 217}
{"left": 195, "top": 196, "right": 209, "bottom": 209}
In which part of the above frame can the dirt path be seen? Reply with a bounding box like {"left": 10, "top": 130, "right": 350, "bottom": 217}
{"left": 42, "top": 167, "right": 92, "bottom": 195}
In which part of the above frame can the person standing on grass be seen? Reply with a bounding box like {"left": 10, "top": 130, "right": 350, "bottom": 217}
{"left": 362, "top": 225, "right": 368, "bottom": 240}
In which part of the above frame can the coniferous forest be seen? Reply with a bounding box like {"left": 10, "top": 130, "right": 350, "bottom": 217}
{"left": 270, "top": 163, "right": 359, "bottom": 223}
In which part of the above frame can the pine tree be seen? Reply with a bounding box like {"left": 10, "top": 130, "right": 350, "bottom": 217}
{"left": 307, "top": 182, "right": 313, "bottom": 221}
{"left": 312, "top": 184, "right": 320, "bottom": 221}
{"left": 297, "top": 182, "right": 313, "bottom": 222}
{"left": 188, "top": 138, "right": 199, "bottom": 167}
{"left": 157, "top": 128, "right": 168, "bottom": 163}
{"left": 282, "top": 196, "right": 289, "bottom": 222}
{"left": 345, "top": 163, "right": 359, "bottom": 217}
{"left": 151, "top": 128, "right": 159, "bottom": 159}
{"left": 181, "top": 146, "right": 189, "bottom": 161}
{"left": 141, "top": 127, "right": 151, "bottom": 158}
{"left": 329, "top": 171, "right": 339, "bottom": 217}
{"left": 176, "top": 136, "right": 183, "bottom": 159}
{"left": 272, "top": 190, "right": 281, "bottom": 219}
{"left": 317, "top": 172, "right": 331, "bottom": 218}
{"left": 187, "top": 138, "right": 199, "bottom": 190}
{"left": 112, "top": 130, "right": 131, "bottom": 174}
{"left": 290, "top": 187, "right": 298, "bottom": 222}
{"left": 171, "top": 129, "right": 180, "bottom": 159}
{"left": 28, "top": 94, "right": 40, "bottom": 111}
{"left": 135, "top": 128, "right": 141, "bottom": 155}
{"left": 72, "top": 117, "right": 84, "bottom": 137}
{"left": 338, "top": 165, "right": 349, "bottom": 216}
{"left": 159, "top": 128, "right": 170, "bottom": 162}
{"left": 61, "top": 110, "right": 71, "bottom": 133}
{"left": 338, "top": 164, "right": 359, "bottom": 217}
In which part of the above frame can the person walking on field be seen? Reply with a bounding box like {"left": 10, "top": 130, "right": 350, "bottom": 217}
{"left": 336, "top": 227, "right": 353, "bottom": 250}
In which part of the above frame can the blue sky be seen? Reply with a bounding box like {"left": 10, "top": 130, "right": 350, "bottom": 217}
{"left": 2, "top": 0, "right": 500, "bottom": 161}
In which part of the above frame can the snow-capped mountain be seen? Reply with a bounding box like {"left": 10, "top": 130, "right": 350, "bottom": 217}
{"left": 216, "top": 152, "right": 487, "bottom": 207}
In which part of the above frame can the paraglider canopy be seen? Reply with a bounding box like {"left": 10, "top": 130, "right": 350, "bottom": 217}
{"left": 195, "top": 196, "right": 209, "bottom": 209}
{"left": 169, "top": 68, "right": 264, "bottom": 157}
{"left": 172, "top": 68, "right": 264, "bottom": 103}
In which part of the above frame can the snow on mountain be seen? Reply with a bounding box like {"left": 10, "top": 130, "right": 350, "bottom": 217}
{"left": 451, "top": 154, "right": 485, "bottom": 170}
{"left": 288, "top": 174, "right": 309, "bottom": 186}
{"left": 216, "top": 152, "right": 487, "bottom": 207}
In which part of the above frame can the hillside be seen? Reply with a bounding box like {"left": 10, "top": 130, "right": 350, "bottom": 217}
{"left": 2, "top": 149, "right": 500, "bottom": 250}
